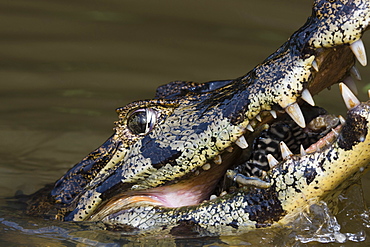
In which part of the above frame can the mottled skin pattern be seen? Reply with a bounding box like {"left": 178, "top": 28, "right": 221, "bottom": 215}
{"left": 26, "top": 0, "right": 370, "bottom": 236}
{"left": 100, "top": 100, "right": 370, "bottom": 234}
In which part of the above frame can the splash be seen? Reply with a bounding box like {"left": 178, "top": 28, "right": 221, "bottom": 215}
{"left": 290, "top": 183, "right": 369, "bottom": 244}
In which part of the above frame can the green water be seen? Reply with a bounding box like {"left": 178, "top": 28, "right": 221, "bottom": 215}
{"left": 1, "top": 0, "right": 370, "bottom": 246}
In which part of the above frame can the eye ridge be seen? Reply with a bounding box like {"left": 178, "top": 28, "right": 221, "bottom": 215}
{"left": 127, "top": 108, "right": 158, "bottom": 135}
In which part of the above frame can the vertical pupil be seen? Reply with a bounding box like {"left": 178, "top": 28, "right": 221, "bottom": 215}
{"left": 128, "top": 111, "right": 147, "bottom": 135}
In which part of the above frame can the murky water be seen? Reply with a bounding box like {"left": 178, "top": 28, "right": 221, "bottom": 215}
{"left": 1, "top": 0, "right": 370, "bottom": 246}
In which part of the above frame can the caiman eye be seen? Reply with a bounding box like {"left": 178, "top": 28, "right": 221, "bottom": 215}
{"left": 127, "top": 108, "right": 158, "bottom": 135}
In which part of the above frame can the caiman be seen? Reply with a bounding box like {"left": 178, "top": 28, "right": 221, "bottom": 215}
{"left": 26, "top": 0, "right": 370, "bottom": 236}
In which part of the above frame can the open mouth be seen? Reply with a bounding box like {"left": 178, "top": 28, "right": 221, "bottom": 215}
{"left": 88, "top": 41, "right": 368, "bottom": 221}
{"left": 26, "top": 2, "right": 370, "bottom": 228}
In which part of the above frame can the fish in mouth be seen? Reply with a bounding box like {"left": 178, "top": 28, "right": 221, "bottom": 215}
{"left": 26, "top": 0, "right": 370, "bottom": 235}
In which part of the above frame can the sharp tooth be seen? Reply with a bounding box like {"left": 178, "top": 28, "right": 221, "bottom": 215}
{"left": 285, "top": 102, "right": 306, "bottom": 128}
{"left": 301, "top": 89, "right": 315, "bottom": 106}
{"left": 350, "top": 66, "right": 362, "bottom": 81}
{"left": 270, "top": 110, "right": 277, "bottom": 118}
{"left": 312, "top": 60, "right": 319, "bottom": 72}
{"left": 343, "top": 76, "right": 358, "bottom": 95}
{"left": 280, "top": 141, "right": 293, "bottom": 159}
{"left": 300, "top": 144, "right": 306, "bottom": 156}
{"left": 202, "top": 163, "right": 211, "bottom": 171}
{"left": 256, "top": 114, "right": 262, "bottom": 122}
{"left": 368, "top": 89, "right": 370, "bottom": 99}
{"left": 247, "top": 124, "right": 254, "bottom": 132}
{"left": 235, "top": 135, "right": 248, "bottom": 149}
{"left": 350, "top": 39, "right": 367, "bottom": 66}
{"left": 213, "top": 155, "right": 222, "bottom": 165}
{"left": 267, "top": 154, "right": 279, "bottom": 168}
{"left": 339, "top": 82, "right": 360, "bottom": 109}
{"left": 338, "top": 115, "right": 346, "bottom": 125}
{"left": 226, "top": 146, "right": 234, "bottom": 153}
{"left": 210, "top": 194, "right": 217, "bottom": 200}
{"left": 220, "top": 191, "right": 227, "bottom": 197}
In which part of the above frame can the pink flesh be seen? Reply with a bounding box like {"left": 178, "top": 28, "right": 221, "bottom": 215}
{"left": 306, "top": 124, "right": 342, "bottom": 153}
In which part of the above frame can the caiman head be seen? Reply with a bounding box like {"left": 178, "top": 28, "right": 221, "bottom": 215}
{"left": 27, "top": 0, "right": 370, "bottom": 233}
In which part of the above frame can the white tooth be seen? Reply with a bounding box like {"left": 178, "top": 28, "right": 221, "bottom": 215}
{"left": 267, "top": 154, "right": 279, "bottom": 168}
{"left": 300, "top": 144, "right": 306, "bottom": 156}
{"left": 247, "top": 124, "right": 254, "bottom": 132}
{"left": 368, "top": 89, "right": 370, "bottom": 99}
{"left": 270, "top": 110, "right": 277, "bottom": 118}
{"left": 343, "top": 76, "right": 358, "bottom": 95}
{"left": 213, "top": 155, "right": 222, "bottom": 165}
{"left": 301, "top": 89, "right": 315, "bottom": 106}
{"left": 220, "top": 191, "right": 227, "bottom": 197}
{"left": 338, "top": 115, "right": 346, "bottom": 125}
{"left": 210, "top": 194, "right": 217, "bottom": 200}
{"left": 285, "top": 102, "right": 306, "bottom": 128}
{"left": 339, "top": 82, "right": 360, "bottom": 109}
{"left": 202, "top": 163, "right": 211, "bottom": 171}
{"left": 350, "top": 66, "right": 362, "bottom": 81}
{"left": 226, "top": 146, "right": 234, "bottom": 153}
{"left": 280, "top": 141, "right": 293, "bottom": 159}
{"left": 235, "top": 135, "right": 248, "bottom": 149}
{"left": 256, "top": 114, "right": 262, "bottom": 122}
{"left": 312, "top": 60, "right": 319, "bottom": 72}
{"left": 350, "top": 39, "right": 367, "bottom": 66}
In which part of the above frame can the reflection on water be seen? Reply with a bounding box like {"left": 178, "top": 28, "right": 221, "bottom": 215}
{"left": 1, "top": 0, "right": 370, "bottom": 245}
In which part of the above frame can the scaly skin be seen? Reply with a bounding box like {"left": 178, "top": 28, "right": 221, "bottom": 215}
{"left": 26, "top": 0, "right": 370, "bottom": 236}
{"left": 96, "top": 101, "right": 370, "bottom": 235}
